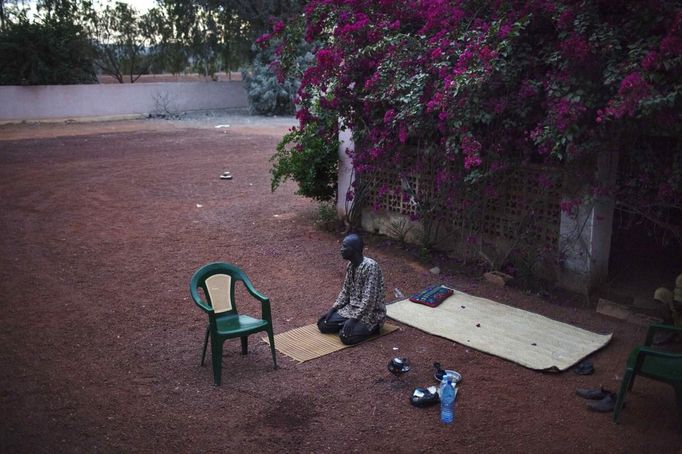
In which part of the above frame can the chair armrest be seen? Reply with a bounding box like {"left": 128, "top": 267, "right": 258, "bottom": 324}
{"left": 644, "top": 323, "right": 682, "bottom": 346}
{"left": 636, "top": 346, "right": 682, "bottom": 362}
{"left": 242, "top": 276, "right": 269, "bottom": 303}
{"left": 189, "top": 286, "right": 214, "bottom": 314}
{"left": 241, "top": 277, "right": 273, "bottom": 321}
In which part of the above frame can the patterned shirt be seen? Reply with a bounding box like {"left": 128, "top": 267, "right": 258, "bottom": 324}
{"left": 333, "top": 256, "right": 386, "bottom": 329}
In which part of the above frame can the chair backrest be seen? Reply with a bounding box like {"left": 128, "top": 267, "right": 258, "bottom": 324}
{"left": 190, "top": 262, "right": 249, "bottom": 316}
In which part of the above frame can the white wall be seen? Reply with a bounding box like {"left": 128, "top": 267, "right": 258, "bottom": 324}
{"left": 0, "top": 81, "right": 247, "bottom": 122}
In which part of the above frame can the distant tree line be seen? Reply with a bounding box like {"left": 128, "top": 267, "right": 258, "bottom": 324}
{"left": 0, "top": 0, "right": 302, "bottom": 85}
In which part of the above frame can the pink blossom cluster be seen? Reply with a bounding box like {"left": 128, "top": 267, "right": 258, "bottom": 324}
{"left": 603, "top": 72, "right": 650, "bottom": 119}
{"left": 461, "top": 135, "right": 482, "bottom": 169}
{"left": 559, "top": 199, "right": 581, "bottom": 215}
{"left": 551, "top": 97, "right": 587, "bottom": 132}
{"left": 559, "top": 33, "right": 592, "bottom": 63}
{"left": 264, "top": 0, "right": 682, "bottom": 221}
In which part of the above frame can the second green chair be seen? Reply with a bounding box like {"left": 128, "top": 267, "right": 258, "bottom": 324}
{"left": 613, "top": 323, "right": 682, "bottom": 429}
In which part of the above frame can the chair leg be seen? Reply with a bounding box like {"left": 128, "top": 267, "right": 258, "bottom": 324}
{"left": 614, "top": 369, "right": 634, "bottom": 423}
{"left": 200, "top": 325, "right": 210, "bottom": 367}
{"left": 240, "top": 336, "right": 248, "bottom": 355}
{"left": 211, "top": 337, "right": 223, "bottom": 386}
{"left": 267, "top": 328, "right": 278, "bottom": 369}
{"left": 628, "top": 373, "right": 636, "bottom": 391}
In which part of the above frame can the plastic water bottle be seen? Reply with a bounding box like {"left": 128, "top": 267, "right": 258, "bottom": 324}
{"left": 440, "top": 376, "right": 456, "bottom": 424}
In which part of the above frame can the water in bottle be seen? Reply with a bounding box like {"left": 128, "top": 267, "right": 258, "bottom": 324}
{"left": 440, "top": 376, "right": 457, "bottom": 424}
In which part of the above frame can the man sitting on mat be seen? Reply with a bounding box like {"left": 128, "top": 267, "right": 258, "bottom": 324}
{"left": 317, "top": 233, "right": 386, "bottom": 345}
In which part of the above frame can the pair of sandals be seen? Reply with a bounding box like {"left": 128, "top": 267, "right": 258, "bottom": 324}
{"left": 576, "top": 387, "right": 617, "bottom": 412}
{"left": 574, "top": 359, "right": 617, "bottom": 413}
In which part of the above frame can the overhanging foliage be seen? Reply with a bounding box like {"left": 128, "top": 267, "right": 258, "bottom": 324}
{"left": 266, "top": 0, "right": 682, "bottom": 245}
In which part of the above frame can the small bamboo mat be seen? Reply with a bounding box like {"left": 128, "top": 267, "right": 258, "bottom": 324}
{"left": 262, "top": 323, "right": 399, "bottom": 363}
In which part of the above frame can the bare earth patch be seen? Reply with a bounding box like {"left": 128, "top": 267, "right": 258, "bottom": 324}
{"left": 0, "top": 117, "right": 680, "bottom": 452}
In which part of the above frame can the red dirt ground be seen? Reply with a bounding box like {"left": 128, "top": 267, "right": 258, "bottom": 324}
{"left": 0, "top": 118, "right": 680, "bottom": 453}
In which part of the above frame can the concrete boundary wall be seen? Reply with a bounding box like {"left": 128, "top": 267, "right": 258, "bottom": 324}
{"left": 0, "top": 81, "right": 247, "bottom": 122}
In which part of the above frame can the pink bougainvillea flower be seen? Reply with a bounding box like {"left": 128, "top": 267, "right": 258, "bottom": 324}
{"left": 272, "top": 20, "right": 285, "bottom": 34}
{"left": 384, "top": 109, "right": 396, "bottom": 124}
{"left": 557, "top": 9, "right": 575, "bottom": 29}
{"left": 641, "top": 50, "right": 659, "bottom": 71}
{"left": 255, "top": 33, "right": 271, "bottom": 47}
{"left": 398, "top": 124, "right": 409, "bottom": 144}
{"left": 498, "top": 23, "right": 512, "bottom": 38}
{"left": 316, "top": 48, "right": 341, "bottom": 71}
{"left": 464, "top": 154, "right": 482, "bottom": 169}
{"left": 538, "top": 173, "right": 553, "bottom": 189}
{"left": 560, "top": 199, "right": 580, "bottom": 214}
{"left": 660, "top": 35, "right": 682, "bottom": 56}
{"left": 461, "top": 135, "right": 482, "bottom": 155}
{"left": 560, "top": 33, "right": 591, "bottom": 62}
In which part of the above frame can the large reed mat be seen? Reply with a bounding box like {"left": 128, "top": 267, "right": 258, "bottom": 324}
{"left": 387, "top": 289, "right": 612, "bottom": 371}
{"left": 262, "top": 323, "right": 399, "bottom": 363}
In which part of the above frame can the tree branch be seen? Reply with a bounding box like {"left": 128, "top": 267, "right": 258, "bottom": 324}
{"left": 615, "top": 200, "right": 682, "bottom": 243}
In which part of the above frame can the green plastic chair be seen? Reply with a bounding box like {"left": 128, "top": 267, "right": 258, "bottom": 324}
{"left": 190, "top": 262, "right": 277, "bottom": 385}
{"left": 613, "top": 323, "right": 682, "bottom": 428}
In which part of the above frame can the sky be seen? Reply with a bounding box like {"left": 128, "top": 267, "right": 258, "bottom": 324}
{"left": 119, "top": 0, "right": 156, "bottom": 13}
{"left": 16, "top": 0, "right": 158, "bottom": 14}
